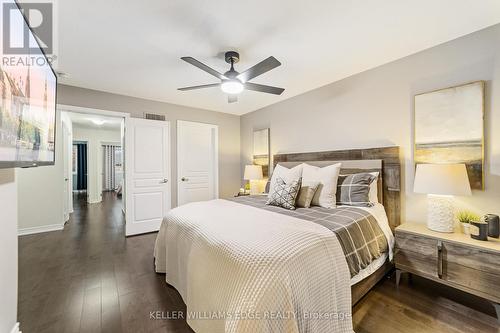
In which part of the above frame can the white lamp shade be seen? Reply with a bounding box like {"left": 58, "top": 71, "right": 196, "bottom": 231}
{"left": 244, "top": 165, "right": 263, "bottom": 180}
{"left": 414, "top": 163, "right": 471, "bottom": 196}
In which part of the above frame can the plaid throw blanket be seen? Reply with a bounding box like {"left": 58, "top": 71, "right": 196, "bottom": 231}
{"left": 229, "top": 195, "right": 388, "bottom": 277}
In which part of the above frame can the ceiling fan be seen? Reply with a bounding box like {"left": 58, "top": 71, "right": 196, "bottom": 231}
{"left": 178, "top": 51, "right": 284, "bottom": 103}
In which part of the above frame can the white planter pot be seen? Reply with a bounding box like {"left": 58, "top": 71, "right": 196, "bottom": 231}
{"left": 461, "top": 222, "right": 471, "bottom": 235}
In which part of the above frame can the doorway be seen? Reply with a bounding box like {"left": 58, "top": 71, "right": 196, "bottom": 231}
{"left": 60, "top": 107, "right": 126, "bottom": 218}
{"left": 73, "top": 141, "right": 88, "bottom": 192}
{"left": 59, "top": 105, "right": 172, "bottom": 237}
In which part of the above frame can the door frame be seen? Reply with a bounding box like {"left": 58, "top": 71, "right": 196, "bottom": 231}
{"left": 58, "top": 104, "right": 130, "bottom": 228}
{"left": 61, "top": 119, "right": 71, "bottom": 222}
{"left": 176, "top": 120, "right": 219, "bottom": 206}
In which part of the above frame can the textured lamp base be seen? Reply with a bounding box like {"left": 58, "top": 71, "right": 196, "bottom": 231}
{"left": 249, "top": 180, "right": 260, "bottom": 195}
{"left": 427, "top": 195, "right": 454, "bottom": 233}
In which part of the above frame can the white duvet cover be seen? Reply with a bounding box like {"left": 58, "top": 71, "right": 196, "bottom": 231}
{"left": 154, "top": 199, "right": 354, "bottom": 333}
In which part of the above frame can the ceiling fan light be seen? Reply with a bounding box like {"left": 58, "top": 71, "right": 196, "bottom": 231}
{"left": 221, "top": 80, "right": 244, "bottom": 94}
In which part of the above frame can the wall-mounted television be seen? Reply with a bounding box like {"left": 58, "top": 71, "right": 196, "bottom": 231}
{"left": 0, "top": 0, "right": 57, "bottom": 168}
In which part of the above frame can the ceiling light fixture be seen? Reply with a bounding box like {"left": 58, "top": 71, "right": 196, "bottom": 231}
{"left": 220, "top": 80, "right": 244, "bottom": 94}
{"left": 178, "top": 51, "right": 284, "bottom": 103}
{"left": 90, "top": 119, "right": 106, "bottom": 126}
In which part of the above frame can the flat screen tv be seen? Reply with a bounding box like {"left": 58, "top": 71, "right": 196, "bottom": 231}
{"left": 0, "top": 0, "right": 57, "bottom": 168}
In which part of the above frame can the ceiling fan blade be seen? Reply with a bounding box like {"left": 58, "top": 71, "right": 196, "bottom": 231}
{"left": 181, "top": 57, "right": 228, "bottom": 80}
{"left": 177, "top": 83, "right": 220, "bottom": 91}
{"left": 228, "top": 95, "right": 238, "bottom": 103}
{"left": 237, "top": 56, "right": 281, "bottom": 83}
{"left": 245, "top": 82, "right": 284, "bottom": 95}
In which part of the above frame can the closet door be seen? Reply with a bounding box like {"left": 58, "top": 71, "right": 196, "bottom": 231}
{"left": 125, "top": 118, "right": 170, "bottom": 236}
{"left": 177, "top": 120, "right": 218, "bottom": 206}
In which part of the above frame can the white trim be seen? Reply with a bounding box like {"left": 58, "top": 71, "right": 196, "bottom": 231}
{"left": 57, "top": 104, "right": 131, "bottom": 118}
{"left": 10, "top": 322, "right": 20, "bottom": 333}
{"left": 18, "top": 224, "right": 64, "bottom": 236}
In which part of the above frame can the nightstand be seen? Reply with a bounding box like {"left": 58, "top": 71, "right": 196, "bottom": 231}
{"left": 395, "top": 222, "right": 500, "bottom": 322}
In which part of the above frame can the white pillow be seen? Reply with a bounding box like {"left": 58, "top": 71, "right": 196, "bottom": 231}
{"left": 369, "top": 172, "right": 379, "bottom": 203}
{"left": 268, "top": 164, "right": 303, "bottom": 198}
{"left": 302, "top": 163, "right": 341, "bottom": 208}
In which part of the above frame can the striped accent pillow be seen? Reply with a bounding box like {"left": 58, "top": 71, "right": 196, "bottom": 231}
{"left": 336, "top": 173, "right": 376, "bottom": 207}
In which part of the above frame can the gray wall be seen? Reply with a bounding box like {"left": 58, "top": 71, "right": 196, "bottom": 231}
{"left": 241, "top": 24, "right": 500, "bottom": 224}
{"left": 17, "top": 113, "right": 64, "bottom": 231}
{"left": 58, "top": 85, "right": 241, "bottom": 206}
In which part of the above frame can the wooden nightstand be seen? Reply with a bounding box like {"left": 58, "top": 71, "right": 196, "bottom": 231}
{"left": 395, "top": 222, "right": 500, "bottom": 322}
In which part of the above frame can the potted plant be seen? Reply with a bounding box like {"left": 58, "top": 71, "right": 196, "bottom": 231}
{"left": 456, "top": 210, "right": 481, "bottom": 235}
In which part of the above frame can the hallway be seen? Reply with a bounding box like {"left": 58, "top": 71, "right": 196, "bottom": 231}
{"left": 18, "top": 192, "right": 193, "bottom": 333}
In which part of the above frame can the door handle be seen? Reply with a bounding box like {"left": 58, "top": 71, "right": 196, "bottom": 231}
{"left": 160, "top": 178, "right": 168, "bottom": 184}
{"left": 437, "top": 240, "right": 443, "bottom": 279}
{"left": 64, "top": 178, "right": 69, "bottom": 181}
{"left": 181, "top": 177, "right": 188, "bottom": 182}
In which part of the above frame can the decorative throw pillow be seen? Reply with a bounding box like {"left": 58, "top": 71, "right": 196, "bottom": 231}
{"left": 302, "top": 163, "right": 341, "bottom": 208}
{"left": 295, "top": 182, "right": 319, "bottom": 208}
{"left": 336, "top": 173, "right": 377, "bottom": 207}
{"left": 266, "top": 177, "right": 301, "bottom": 210}
{"left": 267, "top": 164, "right": 303, "bottom": 199}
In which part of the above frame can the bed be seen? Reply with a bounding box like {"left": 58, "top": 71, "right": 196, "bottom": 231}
{"left": 154, "top": 146, "right": 401, "bottom": 333}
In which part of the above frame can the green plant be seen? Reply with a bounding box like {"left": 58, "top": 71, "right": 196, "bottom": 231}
{"left": 456, "top": 210, "right": 481, "bottom": 224}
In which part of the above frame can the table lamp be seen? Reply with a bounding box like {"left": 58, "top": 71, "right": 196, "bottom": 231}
{"left": 413, "top": 163, "right": 471, "bottom": 233}
{"left": 244, "top": 165, "right": 263, "bottom": 195}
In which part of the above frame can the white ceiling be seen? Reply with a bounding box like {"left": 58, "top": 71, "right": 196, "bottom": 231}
{"left": 56, "top": 0, "right": 500, "bottom": 115}
{"left": 66, "top": 112, "right": 122, "bottom": 131}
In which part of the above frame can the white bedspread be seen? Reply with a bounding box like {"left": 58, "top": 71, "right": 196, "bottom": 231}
{"left": 154, "top": 199, "right": 353, "bottom": 333}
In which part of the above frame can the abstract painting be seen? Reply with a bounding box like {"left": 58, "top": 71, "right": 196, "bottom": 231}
{"left": 414, "top": 81, "right": 484, "bottom": 189}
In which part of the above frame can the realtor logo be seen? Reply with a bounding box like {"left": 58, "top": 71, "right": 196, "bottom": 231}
{"left": 2, "top": 1, "right": 53, "bottom": 55}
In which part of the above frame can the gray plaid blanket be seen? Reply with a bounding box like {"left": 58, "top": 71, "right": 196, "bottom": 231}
{"left": 229, "top": 195, "right": 388, "bottom": 277}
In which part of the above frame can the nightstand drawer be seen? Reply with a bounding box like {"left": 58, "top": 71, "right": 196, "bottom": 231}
{"left": 445, "top": 242, "right": 500, "bottom": 275}
{"left": 444, "top": 242, "right": 500, "bottom": 301}
{"left": 395, "top": 232, "right": 437, "bottom": 255}
{"left": 395, "top": 232, "right": 439, "bottom": 278}
{"left": 395, "top": 223, "right": 500, "bottom": 318}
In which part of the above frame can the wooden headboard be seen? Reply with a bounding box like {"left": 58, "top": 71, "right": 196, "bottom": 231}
{"left": 273, "top": 146, "right": 401, "bottom": 231}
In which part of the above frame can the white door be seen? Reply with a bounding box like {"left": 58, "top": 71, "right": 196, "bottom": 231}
{"left": 177, "top": 120, "right": 218, "bottom": 206}
{"left": 125, "top": 118, "right": 171, "bottom": 236}
{"left": 62, "top": 123, "right": 70, "bottom": 222}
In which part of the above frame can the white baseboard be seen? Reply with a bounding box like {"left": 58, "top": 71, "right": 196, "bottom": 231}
{"left": 10, "top": 322, "right": 20, "bottom": 333}
{"left": 18, "top": 224, "right": 64, "bottom": 236}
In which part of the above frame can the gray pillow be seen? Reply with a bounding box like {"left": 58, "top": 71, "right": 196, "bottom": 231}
{"left": 266, "top": 177, "right": 301, "bottom": 210}
{"left": 336, "top": 173, "right": 376, "bottom": 207}
{"left": 295, "top": 183, "right": 319, "bottom": 208}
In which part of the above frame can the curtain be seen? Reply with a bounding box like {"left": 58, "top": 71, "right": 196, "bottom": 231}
{"left": 103, "top": 145, "right": 117, "bottom": 191}
{"left": 76, "top": 143, "right": 87, "bottom": 190}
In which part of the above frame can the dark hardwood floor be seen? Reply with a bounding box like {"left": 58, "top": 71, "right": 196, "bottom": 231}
{"left": 18, "top": 193, "right": 499, "bottom": 333}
